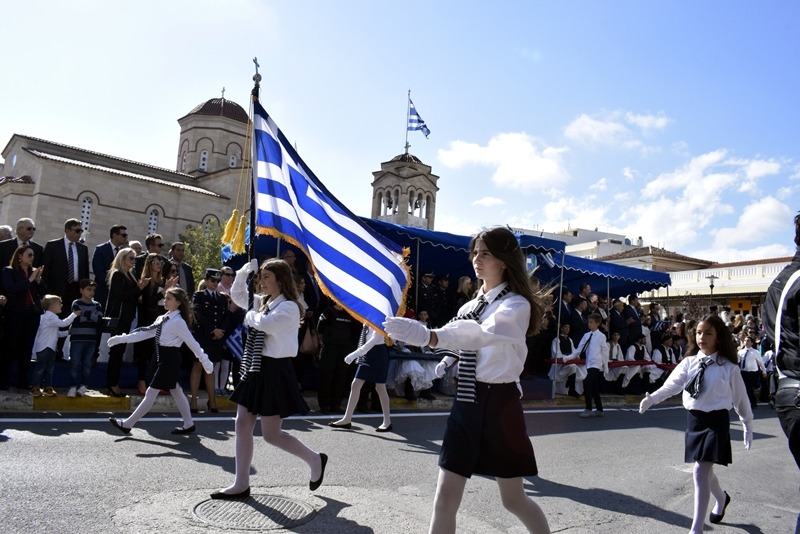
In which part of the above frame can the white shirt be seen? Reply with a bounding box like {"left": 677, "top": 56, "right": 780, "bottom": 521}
{"left": 433, "top": 282, "right": 528, "bottom": 384}
{"left": 33, "top": 310, "right": 78, "bottom": 352}
{"left": 608, "top": 343, "right": 623, "bottom": 362}
{"left": 649, "top": 351, "right": 753, "bottom": 422}
{"left": 573, "top": 329, "right": 608, "bottom": 370}
{"left": 551, "top": 335, "right": 576, "bottom": 359}
{"left": 112, "top": 310, "right": 206, "bottom": 361}
{"left": 737, "top": 347, "right": 766, "bottom": 373}
{"left": 232, "top": 270, "right": 301, "bottom": 359}
{"left": 626, "top": 343, "right": 651, "bottom": 362}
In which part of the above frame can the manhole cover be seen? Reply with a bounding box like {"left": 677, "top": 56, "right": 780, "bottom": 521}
{"left": 194, "top": 494, "right": 316, "bottom": 530}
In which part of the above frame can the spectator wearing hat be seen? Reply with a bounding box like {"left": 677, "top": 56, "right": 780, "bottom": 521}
{"left": 416, "top": 271, "right": 438, "bottom": 321}
{"left": 190, "top": 268, "right": 229, "bottom": 413}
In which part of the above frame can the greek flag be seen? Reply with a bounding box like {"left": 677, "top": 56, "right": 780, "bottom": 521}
{"left": 225, "top": 323, "right": 245, "bottom": 361}
{"left": 252, "top": 101, "right": 410, "bottom": 332}
{"left": 408, "top": 98, "right": 431, "bottom": 138}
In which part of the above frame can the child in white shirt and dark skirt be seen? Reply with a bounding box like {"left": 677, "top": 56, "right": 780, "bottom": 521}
{"left": 640, "top": 314, "right": 753, "bottom": 534}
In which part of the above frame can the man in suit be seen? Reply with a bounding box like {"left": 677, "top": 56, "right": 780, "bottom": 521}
{"left": 169, "top": 241, "right": 195, "bottom": 294}
{"left": 41, "top": 218, "right": 90, "bottom": 318}
{"left": 133, "top": 233, "right": 168, "bottom": 280}
{"left": 91, "top": 224, "right": 128, "bottom": 307}
{"left": 0, "top": 218, "right": 43, "bottom": 271}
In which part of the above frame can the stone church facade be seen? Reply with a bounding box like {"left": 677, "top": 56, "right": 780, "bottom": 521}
{"left": 0, "top": 97, "right": 251, "bottom": 251}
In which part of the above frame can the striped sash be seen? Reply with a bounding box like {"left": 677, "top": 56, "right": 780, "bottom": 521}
{"left": 435, "top": 286, "right": 510, "bottom": 403}
{"left": 238, "top": 300, "right": 273, "bottom": 380}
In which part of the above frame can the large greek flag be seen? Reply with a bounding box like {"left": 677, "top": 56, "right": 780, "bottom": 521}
{"left": 408, "top": 98, "right": 431, "bottom": 138}
{"left": 252, "top": 101, "right": 410, "bottom": 332}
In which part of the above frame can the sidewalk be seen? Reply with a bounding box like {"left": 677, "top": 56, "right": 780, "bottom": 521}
{"left": 0, "top": 377, "right": 658, "bottom": 413}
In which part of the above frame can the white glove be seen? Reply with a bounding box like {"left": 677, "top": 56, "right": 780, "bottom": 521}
{"left": 383, "top": 317, "right": 430, "bottom": 347}
{"left": 435, "top": 361, "right": 447, "bottom": 379}
{"left": 239, "top": 258, "right": 259, "bottom": 275}
{"left": 107, "top": 335, "right": 123, "bottom": 348}
{"left": 245, "top": 310, "right": 258, "bottom": 327}
{"left": 639, "top": 392, "right": 655, "bottom": 414}
{"left": 344, "top": 328, "right": 383, "bottom": 365}
{"left": 198, "top": 353, "right": 214, "bottom": 374}
{"left": 743, "top": 420, "right": 753, "bottom": 450}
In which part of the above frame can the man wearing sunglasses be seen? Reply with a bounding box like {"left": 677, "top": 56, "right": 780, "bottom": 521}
{"left": 91, "top": 224, "right": 129, "bottom": 307}
{"left": 42, "top": 218, "right": 90, "bottom": 319}
{"left": 0, "top": 218, "right": 43, "bottom": 273}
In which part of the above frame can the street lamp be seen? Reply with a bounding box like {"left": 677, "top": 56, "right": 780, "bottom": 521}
{"left": 706, "top": 274, "right": 718, "bottom": 305}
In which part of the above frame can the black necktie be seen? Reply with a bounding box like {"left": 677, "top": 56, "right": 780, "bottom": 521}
{"left": 155, "top": 316, "right": 169, "bottom": 362}
{"left": 685, "top": 356, "right": 713, "bottom": 399}
{"left": 67, "top": 243, "right": 75, "bottom": 283}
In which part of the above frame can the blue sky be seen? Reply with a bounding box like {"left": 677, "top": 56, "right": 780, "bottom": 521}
{"left": 2, "top": 1, "right": 799, "bottom": 262}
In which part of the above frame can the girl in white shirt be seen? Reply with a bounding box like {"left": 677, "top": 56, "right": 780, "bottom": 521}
{"left": 211, "top": 258, "right": 326, "bottom": 500}
{"left": 640, "top": 315, "right": 753, "bottom": 534}
{"left": 107, "top": 287, "right": 213, "bottom": 435}
{"left": 385, "top": 226, "right": 550, "bottom": 534}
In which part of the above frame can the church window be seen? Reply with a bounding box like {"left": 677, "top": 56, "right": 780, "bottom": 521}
{"left": 80, "top": 196, "right": 92, "bottom": 234}
{"left": 229, "top": 155, "right": 237, "bottom": 168}
{"left": 181, "top": 152, "right": 187, "bottom": 172}
{"left": 199, "top": 150, "right": 209, "bottom": 171}
{"left": 148, "top": 209, "right": 159, "bottom": 233}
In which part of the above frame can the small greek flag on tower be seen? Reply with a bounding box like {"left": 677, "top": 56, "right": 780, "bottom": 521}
{"left": 408, "top": 98, "right": 431, "bottom": 138}
{"left": 251, "top": 101, "right": 410, "bottom": 333}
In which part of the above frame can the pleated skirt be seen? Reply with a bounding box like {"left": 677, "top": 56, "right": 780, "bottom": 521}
{"left": 230, "top": 357, "right": 310, "bottom": 418}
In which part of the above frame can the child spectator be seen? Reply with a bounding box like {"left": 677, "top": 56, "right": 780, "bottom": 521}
{"left": 31, "top": 295, "right": 81, "bottom": 396}
{"left": 67, "top": 279, "right": 103, "bottom": 397}
{"left": 574, "top": 313, "right": 608, "bottom": 418}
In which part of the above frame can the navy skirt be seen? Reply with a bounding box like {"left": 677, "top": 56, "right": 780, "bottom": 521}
{"left": 230, "top": 357, "right": 310, "bottom": 418}
{"left": 354, "top": 345, "right": 389, "bottom": 384}
{"left": 685, "top": 409, "right": 732, "bottom": 465}
{"left": 149, "top": 346, "right": 182, "bottom": 390}
{"left": 439, "top": 381, "right": 538, "bottom": 479}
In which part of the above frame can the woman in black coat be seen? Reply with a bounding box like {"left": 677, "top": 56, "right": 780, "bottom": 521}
{"left": 1, "top": 245, "right": 44, "bottom": 391}
{"left": 105, "top": 248, "right": 147, "bottom": 396}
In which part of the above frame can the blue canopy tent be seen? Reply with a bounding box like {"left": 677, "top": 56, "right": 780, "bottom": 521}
{"left": 536, "top": 252, "right": 672, "bottom": 299}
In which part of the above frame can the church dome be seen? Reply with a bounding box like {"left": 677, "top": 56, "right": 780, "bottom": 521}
{"left": 181, "top": 98, "right": 249, "bottom": 124}
{"left": 390, "top": 152, "right": 423, "bottom": 164}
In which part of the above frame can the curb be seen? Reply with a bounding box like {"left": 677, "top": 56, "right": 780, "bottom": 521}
{"left": 0, "top": 389, "right": 664, "bottom": 414}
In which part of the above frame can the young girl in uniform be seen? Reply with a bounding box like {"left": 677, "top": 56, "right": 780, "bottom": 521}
{"left": 107, "top": 287, "right": 213, "bottom": 435}
{"left": 211, "top": 258, "right": 326, "bottom": 500}
{"left": 639, "top": 315, "right": 753, "bottom": 534}
{"left": 385, "top": 226, "right": 550, "bottom": 534}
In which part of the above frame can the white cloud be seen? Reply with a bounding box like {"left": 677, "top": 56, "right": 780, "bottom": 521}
{"left": 624, "top": 111, "right": 671, "bottom": 131}
{"left": 564, "top": 114, "right": 630, "bottom": 147}
{"left": 622, "top": 166, "right": 636, "bottom": 180}
{"left": 472, "top": 196, "right": 505, "bottom": 207}
{"left": 711, "top": 196, "right": 793, "bottom": 248}
{"left": 590, "top": 177, "right": 607, "bottom": 191}
{"left": 540, "top": 196, "right": 608, "bottom": 231}
{"left": 641, "top": 149, "right": 729, "bottom": 199}
{"left": 437, "top": 133, "right": 570, "bottom": 193}
{"left": 692, "top": 243, "right": 794, "bottom": 263}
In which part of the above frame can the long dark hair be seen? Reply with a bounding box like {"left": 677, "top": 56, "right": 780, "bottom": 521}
{"left": 258, "top": 258, "right": 301, "bottom": 313}
{"left": 10, "top": 245, "right": 34, "bottom": 270}
{"left": 166, "top": 287, "right": 194, "bottom": 328}
{"left": 686, "top": 314, "right": 738, "bottom": 364}
{"left": 468, "top": 226, "right": 544, "bottom": 336}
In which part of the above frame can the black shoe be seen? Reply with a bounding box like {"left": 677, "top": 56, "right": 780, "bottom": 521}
{"left": 376, "top": 424, "right": 393, "bottom": 433}
{"left": 327, "top": 421, "right": 351, "bottom": 429}
{"left": 210, "top": 487, "right": 250, "bottom": 500}
{"left": 109, "top": 418, "right": 131, "bottom": 435}
{"left": 171, "top": 424, "right": 196, "bottom": 435}
{"left": 106, "top": 388, "right": 126, "bottom": 398}
{"left": 709, "top": 492, "right": 730, "bottom": 524}
{"left": 309, "top": 453, "right": 328, "bottom": 491}
{"left": 207, "top": 402, "right": 219, "bottom": 414}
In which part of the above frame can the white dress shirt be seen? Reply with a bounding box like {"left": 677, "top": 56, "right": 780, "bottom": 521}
{"left": 648, "top": 351, "right": 753, "bottom": 422}
{"left": 33, "top": 310, "right": 78, "bottom": 352}
{"left": 112, "top": 310, "right": 206, "bottom": 361}
{"left": 433, "top": 282, "right": 528, "bottom": 384}
{"left": 232, "top": 269, "right": 301, "bottom": 359}
{"left": 738, "top": 347, "right": 766, "bottom": 372}
{"left": 574, "top": 329, "right": 608, "bottom": 371}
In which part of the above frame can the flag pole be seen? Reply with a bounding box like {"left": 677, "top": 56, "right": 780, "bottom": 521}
{"left": 249, "top": 57, "right": 262, "bottom": 309}
{"left": 404, "top": 89, "right": 410, "bottom": 154}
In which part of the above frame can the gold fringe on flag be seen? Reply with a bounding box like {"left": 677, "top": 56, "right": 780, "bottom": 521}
{"left": 231, "top": 215, "right": 248, "bottom": 254}
{"left": 221, "top": 209, "right": 240, "bottom": 245}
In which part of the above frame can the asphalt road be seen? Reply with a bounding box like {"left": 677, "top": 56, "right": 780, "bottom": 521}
{"left": 0, "top": 406, "right": 796, "bottom": 533}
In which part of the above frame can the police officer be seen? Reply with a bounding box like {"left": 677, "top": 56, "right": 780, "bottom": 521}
{"left": 190, "top": 268, "right": 229, "bottom": 413}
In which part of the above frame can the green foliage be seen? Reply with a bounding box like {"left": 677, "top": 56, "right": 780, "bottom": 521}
{"left": 178, "top": 220, "right": 223, "bottom": 287}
